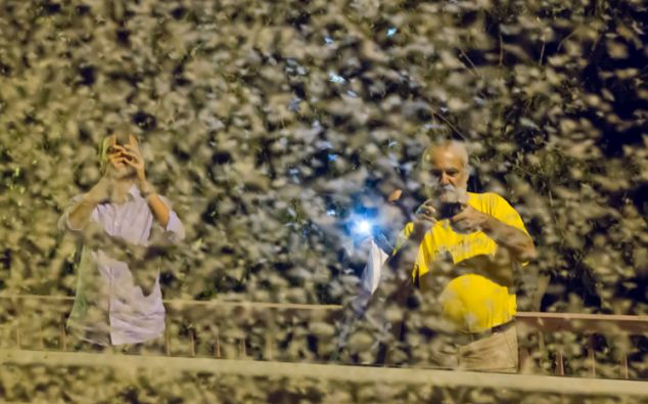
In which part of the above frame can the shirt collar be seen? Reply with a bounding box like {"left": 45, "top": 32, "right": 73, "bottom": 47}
{"left": 127, "top": 184, "right": 141, "bottom": 200}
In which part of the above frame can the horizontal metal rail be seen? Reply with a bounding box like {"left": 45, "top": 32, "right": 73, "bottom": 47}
{"left": 2, "top": 294, "right": 646, "bottom": 334}
{"left": 1, "top": 294, "right": 646, "bottom": 380}
{"left": 0, "top": 348, "right": 645, "bottom": 397}
{"left": 516, "top": 312, "right": 648, "bottom": 335}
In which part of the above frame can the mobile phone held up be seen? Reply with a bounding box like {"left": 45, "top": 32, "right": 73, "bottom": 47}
{"left": 394, "top": 188, "right": 464, "bottom": 221}
{"left": 438, "top": 202, "right": 463, "bottom": 220}
{"left": 115, "top": 132, "right": 130, "bottom": 146}
{"left": 113, "top": 133, "right": 135, "bottom": 162}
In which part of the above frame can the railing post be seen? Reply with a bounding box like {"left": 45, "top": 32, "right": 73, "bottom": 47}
{"left": 164, "top": 324, "right": 171, "bottom": 356}
{"left": 189, "top": 328, "right": 196, "bottom": 357}
{"left": 239, "top": 338, "right": 247, "bottom": 359}
{"left": 587, "top": 335, "right": 596, "bottom": 377}
{"left": 60, "top": 314, "right": 67, "bottom": 351}
{"left": 14, "top": 298, "right": 21, "bottom": 349}
{"left": 264, "top": 314, "right": 276, "bottom": 361}
{"left": 621, "top": 351, "right": 629, "bottom": 379}
{"left": 214, "top": 328, "right": 222, "bottom": 358}
{"left": 556, "top": 348, "right": 565, "bottom": 376}
{"left": 39, "top": 321, "right": 44, "bottom": 350}
{"left": 15, "top": 319, "right": 21, "bottom": 349}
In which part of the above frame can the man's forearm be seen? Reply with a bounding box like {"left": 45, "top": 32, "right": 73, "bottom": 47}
{"left": 66, "top": 195, "right": 101, "bottom": 230}
{"left": 386, "top": 229, "right": 426, "bottom": 276}
{"left": 146, "top": 194, "right": 170, "bottom": 227}
{"left": 482, "top": 216, "right": 536, "bottom": 262}
{"left": 141, "top": 181, "right": 170, "bottom": 227}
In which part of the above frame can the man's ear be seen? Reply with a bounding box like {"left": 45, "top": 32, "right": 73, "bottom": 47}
{"left": 461, "top": 165, "right": 473, "bottom": 190}
{"left": 97, "top": 137, "right": 106, "bottom": 159}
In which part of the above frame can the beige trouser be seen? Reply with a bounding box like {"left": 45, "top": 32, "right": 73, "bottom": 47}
{"left": 458, "top": 324, "right": 518, "bottom": 372}
{"left": 430, "top": 324, "right": 519, "bottom": 373}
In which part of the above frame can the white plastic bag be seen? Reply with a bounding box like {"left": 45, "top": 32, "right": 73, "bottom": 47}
{"left": 351, "top": 239, "right": 389, "bottom": 313}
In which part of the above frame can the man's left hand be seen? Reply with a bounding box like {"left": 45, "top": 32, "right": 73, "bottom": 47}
{"left": 450, "top": 205, "right": 490, "bottom": 233}
{"left": 120, "top": 144, "right": 147, "bottom": 183}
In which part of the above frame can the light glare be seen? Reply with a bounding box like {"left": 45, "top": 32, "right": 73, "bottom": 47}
{"left": 355, "top": 220, "right": 372, "bottom": 235}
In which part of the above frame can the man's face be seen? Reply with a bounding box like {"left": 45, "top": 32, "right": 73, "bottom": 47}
{"left": 101, "top": 134, "right": 139, "bottom": 178}
{"left": 421, "top": 146, "right": 469, "bottom": 202}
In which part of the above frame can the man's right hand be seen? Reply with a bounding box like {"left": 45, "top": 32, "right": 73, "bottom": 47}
{"left": 411, "top": 199, "right": 437, "bottom": 241}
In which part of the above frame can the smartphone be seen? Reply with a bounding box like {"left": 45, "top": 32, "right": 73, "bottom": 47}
{"left": 107, "top": 133, "right": 134, "bottom": 163}
{"left": 114, "top": 132, "right": 131, "bottom": 147}
{"left": 438, "top": 202, "right": 464, "bottom": 219}
{"left": 421, "top": 184, "right": 466, "bottom": 220}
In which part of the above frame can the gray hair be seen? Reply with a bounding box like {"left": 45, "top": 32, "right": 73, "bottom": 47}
{"left": 421, "top": 140, "right": 469, "bottom": 169}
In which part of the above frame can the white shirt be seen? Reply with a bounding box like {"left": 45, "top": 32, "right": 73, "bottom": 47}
{"left": 59, "top": 185, "right": 185, "bottom": 345}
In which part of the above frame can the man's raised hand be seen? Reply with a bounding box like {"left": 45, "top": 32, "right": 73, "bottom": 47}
{"left": 450, "top": 205, "right": 488, "bottom": 233}
{"left": 412, "top": 199, "right": 437, "bottom": 240}
{"left": 119, "top": 144, "right": 146, "bottom": 183}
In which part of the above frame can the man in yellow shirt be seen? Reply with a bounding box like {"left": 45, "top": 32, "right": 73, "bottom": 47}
{"left": 388, "top": 140, "right": 536, "bottom": 372}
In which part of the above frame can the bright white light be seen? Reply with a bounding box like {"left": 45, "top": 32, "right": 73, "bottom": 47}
{"left": 354, "top": 220, "right": 372, "bottom": 235}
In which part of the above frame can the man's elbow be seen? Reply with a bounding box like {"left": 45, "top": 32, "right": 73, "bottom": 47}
{"left": 174, "top": 228, "right": 186, "bottom": 243}
{"left": 169, "top": 223, "right": 186, "bottom": 244}
{"left": 163, "top": 211, "right": 186, "bottom": 243}
{"left": 165, "top": 228, "right": 185, "bottom": 245}
{"left": 59, "top": 214, "right": 84, "bottom": 233}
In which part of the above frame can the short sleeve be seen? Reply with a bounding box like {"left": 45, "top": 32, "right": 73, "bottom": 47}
{"left": 156, "top": 195, "right": 186, "bottom": 243}
{"left": 58, "top": 194, "right": 97, "bottom": 232}
{"left": 392, "top": 222, "right": 414, "bottom": 255}
{"left": 489, "top": 194, "right": 529, "bottom": 236}
{"left": 488, "top": 193, "right": 532, "bottom": 266}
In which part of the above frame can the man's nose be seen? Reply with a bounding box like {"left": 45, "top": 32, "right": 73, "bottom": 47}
{"left": 440, "top": 172, "right": 450, "bottom": 185}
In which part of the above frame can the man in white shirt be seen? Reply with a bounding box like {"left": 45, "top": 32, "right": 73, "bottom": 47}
{"left": 59, "top": 129, "right": 185, "bottom": 349}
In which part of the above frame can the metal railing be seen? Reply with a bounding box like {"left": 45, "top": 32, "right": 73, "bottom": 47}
{"left": 1, "top": 294, "right": 646, "bottom": 380}
{"left": 516, "top": 312, "right": 647, "bottom": 378}
{"left": 1, "top": 348, "right": 646, "bottom": 400}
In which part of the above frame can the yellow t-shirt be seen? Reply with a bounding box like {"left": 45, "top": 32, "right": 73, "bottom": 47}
{"left": 397, "top": 192, "right": 530, "bottom": 333}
